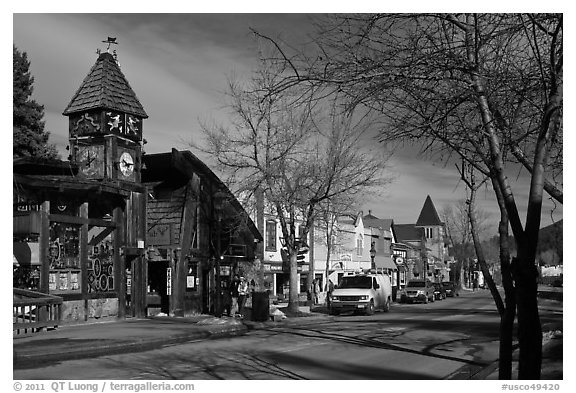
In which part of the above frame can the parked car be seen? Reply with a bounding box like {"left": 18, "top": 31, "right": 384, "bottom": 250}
{"left": 442, "top": 281, "right": 459, "bottom": 297}
{"left": 330, "top": 272, "right": 392, "bottom": 315}
{"left": 433, "top": 282, "right": 446, "bottom": 300}
{"left": 400, "top": 279, "right": 435, "bottom": 304}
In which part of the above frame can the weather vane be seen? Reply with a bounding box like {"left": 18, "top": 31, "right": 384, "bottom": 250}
{"left": 102, "top": 37, "right": 118, "bottom": 53}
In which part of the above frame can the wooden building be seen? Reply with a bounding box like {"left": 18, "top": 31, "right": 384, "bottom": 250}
{"left": 13, "top": 46, "right": 261, "bottom": 325}
{"left": 142, "top": 149, "right": 262, "bottom": 317}
{"left": 13, "top": 50, "right": 147, "bottom": 323}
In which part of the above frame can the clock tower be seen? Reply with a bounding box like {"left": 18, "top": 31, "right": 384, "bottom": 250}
{"left": 63, "top": 45, "right": 148, "bottom": 184}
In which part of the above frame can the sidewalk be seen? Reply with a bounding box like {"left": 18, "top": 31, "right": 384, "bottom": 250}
{"left": 13, "top": 315, "right": 247, "bottom": 369}
{"left": 475, "top": 328, "right": 563, "bottom": 380}
{"left": 13, "top": 308, "right": 334, "bottom": 370}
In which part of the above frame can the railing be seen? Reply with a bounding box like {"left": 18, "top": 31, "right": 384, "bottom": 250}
{"left": 13, "top": 288, "right": 63, "bottom": 336}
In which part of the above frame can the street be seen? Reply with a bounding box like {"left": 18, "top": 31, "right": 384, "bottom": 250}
{"left": 14, "top": 290, "right": 562, "bottom": 380}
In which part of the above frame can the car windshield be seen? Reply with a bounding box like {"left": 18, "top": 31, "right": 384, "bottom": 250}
{"left": 443, "top": 282, "right": 454, "bottom": 289}
{"left": 338, "top": 276, "right": 372, "bottom": 289}
{"left": 406, "top": 281, "right": 425, "bottom": 288}
{"left": 433, "top": 283, "right": 442, "bottom": 289}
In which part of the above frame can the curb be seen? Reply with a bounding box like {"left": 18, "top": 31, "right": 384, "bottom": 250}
{"left": 13, "top": 324, "right": 247, "bottom": 370}
{"left": 243, "top": 313, "right": 333, "bottom": 330}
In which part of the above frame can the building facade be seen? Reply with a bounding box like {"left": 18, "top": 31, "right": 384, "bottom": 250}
{"left": 13, "top": 46, "right": 261, "bottom": 325}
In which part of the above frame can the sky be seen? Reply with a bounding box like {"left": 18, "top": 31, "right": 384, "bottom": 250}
{"left": 11, "top": 12, "right": 564, "bottom": 236}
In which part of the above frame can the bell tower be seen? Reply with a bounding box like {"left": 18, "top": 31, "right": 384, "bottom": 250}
{"left": 63, "top": 38, "right": 148, "bottom": 184}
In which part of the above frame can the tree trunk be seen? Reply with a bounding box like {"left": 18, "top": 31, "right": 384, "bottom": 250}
{"left": 288, "top": 251, "right": 300, "bottom": 313}
{"left": 467, "top": 186, "right": 505, "bottom": 315}
{"left": 499, "top": 254, "right": 516, "bottom": 380}
{"left": 513, "top": 253, "right": 542, "bottom": 379}
{"left": 493, "top": 179, "right": 516, "bottom": 380}
{"left": 307, "top": 223, "right": 315, "bottom": 299}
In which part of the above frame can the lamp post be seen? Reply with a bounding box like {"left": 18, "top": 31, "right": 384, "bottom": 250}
{"left": 213, "top": 191, "right": 227, "bottom": 317}
{"left": 370, "top": 242, "right": 376, "bottom": 270}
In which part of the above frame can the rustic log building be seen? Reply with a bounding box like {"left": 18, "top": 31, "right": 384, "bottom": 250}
{"left": 13, "top": 46, "right": 260, "bottom": 329}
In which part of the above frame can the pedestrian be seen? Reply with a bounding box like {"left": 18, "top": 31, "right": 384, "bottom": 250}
{"left": 237, "top": 276, "right": 249, "bottom": 318}
{"left": 229, "top": 274, "right": 240, "bottom": 316}
{"left": 326, "top": 279, "right": 334, "bottom": 308}
{"left": 313, "top": 279, "right": 320, "bottom": 305}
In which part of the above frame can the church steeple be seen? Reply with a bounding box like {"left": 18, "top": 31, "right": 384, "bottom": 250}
{"left": 415, "top": 195, "right": 442, "bottom": 227}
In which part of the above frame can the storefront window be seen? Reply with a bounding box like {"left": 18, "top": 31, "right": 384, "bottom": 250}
{"left": 49, "top": 222, "right": 81, "bottom": 293}
{"left": 87, "top": 227, "right": 115, "bottom": 293}
{"left": 13, "top": 234, "right": 41, "bottom": 291}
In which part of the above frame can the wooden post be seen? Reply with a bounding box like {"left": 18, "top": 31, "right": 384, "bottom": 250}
{"left": 80, "top": 202, "right": 89, "bottom": 321}
{"left": 128, "top": 191, "right": 147, "bottom": 319}
{"left": 113, "top": 205, "right": 125, "bottom": 319}
{"left": 39, "top": 200, "right": 50, "bottom": 294}
{"left": 175, "top": 176, "right": 199, "bottom": 317}
{"left": 105, "top": 135, "right": 116, "bottom": 180}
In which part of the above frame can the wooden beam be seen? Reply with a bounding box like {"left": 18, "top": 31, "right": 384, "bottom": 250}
{"left": 39, "top": 201, "right": 50, "bottom": 294}
{"left": 80, "top": 202, "right": 89, "bottom": 321}
{"left": 113, "top": 205, "right": 125, "bottom": 319}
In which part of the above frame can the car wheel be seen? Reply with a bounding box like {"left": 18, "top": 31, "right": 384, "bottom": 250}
{"left": 424, "top": 296, "right": 428, "bottom": 304}
{"left": 430, "top": 294, "right": 435, "bottom": 302}
{"left": 366, "top": 300, "right": 375, "bottom": 315}
{"left": 383, "top": 297, "right": 390, "bottom": 312}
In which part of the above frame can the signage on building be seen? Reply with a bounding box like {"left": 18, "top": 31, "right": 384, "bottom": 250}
{"left": 14, "top": 203, "right": 41, "bottom": 212}
{"left": 340, "top": 254, "right": 352, "bottom": 262}
{"left": 220, "top": 265, "right": 231, "bottom": 276}
{"left": 147, "top": 224, "right": 172, "bottom": 246}
{"left": 166, "top": 268, "right": 172, "bottom": 295}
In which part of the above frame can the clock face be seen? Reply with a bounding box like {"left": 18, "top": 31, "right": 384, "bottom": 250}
{"left": 119, "top": 151, "right": 135, "bottom": 177}
{"left": 77, "top": 145, "right": 104, "bottom": 177}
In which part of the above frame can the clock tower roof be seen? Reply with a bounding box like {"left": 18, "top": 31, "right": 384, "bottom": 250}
{"left": 63, "top": 51, "right": 148, "bottom": 118}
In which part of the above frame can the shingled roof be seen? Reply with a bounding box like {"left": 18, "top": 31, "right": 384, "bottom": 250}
{"left": 394, "top": 224, "right": 423, "bottom": 242}
{"left": 63, "top": 52, "right": 148, "bottom": 118}
{"left": 415, "top": 195, "right": 443, "bottom": 226}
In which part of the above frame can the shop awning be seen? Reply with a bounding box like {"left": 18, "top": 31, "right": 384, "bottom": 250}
{"left": 375, "top": 256, "right": 397, "bottom": 270}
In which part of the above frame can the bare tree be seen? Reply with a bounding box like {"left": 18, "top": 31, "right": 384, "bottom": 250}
{"left": 197, "top": 63, "right": 390, "bottom": 313}
{"left": 314, "top": 196, "right": 360, "bottom": 295}
{"left": 254, "top": 13, "right": 562, "bottom": 379}
{"left": 441, "top": 197, "right": 490, "bottom": 289}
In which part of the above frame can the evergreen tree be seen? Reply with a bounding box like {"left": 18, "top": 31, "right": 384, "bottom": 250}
{"left": 13, "top": 45, "right": 58, "bottom": 159}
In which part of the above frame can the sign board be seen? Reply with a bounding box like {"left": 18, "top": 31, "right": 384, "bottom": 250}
{"left": 186, "top": 276, "right": 195, "bottom": 289}
{"left": 166, "top": 268, "right": 172, "bottom": 295}
{"left": 126, "top": 272, "right": 132, "bottom": 295}
{"left": 219, "top": 265, "right": 231, "bottom": 276}
{"left": 148, "top": 224, "right": 172, "bottom": 246}
{"left": 340, "top": 254, "right": 352, "bottom": 262}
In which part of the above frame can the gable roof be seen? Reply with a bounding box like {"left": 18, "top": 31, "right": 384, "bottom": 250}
{"left": 415, "top": 195, "right": 443, "bottom": 226}
{"left": 363, "top": 211, "right": 380, "bottom": 220}
{"left": 142, "top": 149, "right": 262, "bottom": 241}
{"left": 394, "top": 224, "right": 423, "bottom": 242}
{"left": 63, "top": 52, "right": 148, "bottom": 118}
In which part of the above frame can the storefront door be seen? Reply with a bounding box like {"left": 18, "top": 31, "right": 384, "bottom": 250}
{"left": 148, "top": 260, "right": 170, "bottom": 314}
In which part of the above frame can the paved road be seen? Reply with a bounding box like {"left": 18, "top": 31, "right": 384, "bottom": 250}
{"left": 14, "top": 290, "right": 562, "bottom": 380}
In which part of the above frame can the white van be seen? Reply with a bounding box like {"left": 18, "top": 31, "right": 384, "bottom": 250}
{"left": 329, "top": 272, "right": 392, "bottom": 315}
